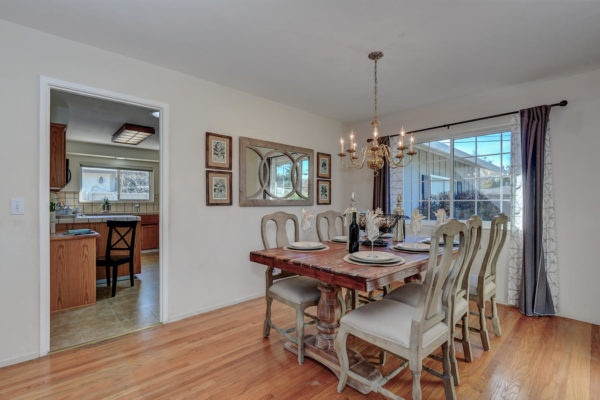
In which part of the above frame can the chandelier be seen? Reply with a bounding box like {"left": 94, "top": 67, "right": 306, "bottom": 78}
{"left": 338, "top": 51, "right": 416, "bottom": 172}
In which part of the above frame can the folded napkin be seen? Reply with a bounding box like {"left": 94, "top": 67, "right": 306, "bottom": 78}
{"left": 301, "top": 208, "right": 314, "bottom": 232}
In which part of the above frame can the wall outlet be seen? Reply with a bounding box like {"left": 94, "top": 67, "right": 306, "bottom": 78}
{"left": 10, "top": 198, "right": 24, "bottom": 215}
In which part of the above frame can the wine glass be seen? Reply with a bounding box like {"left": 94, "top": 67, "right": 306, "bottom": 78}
{"left": 366, "top": 218, "right": 380, "bottom": 256}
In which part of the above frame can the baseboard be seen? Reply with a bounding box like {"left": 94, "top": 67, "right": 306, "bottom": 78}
{"left": 0, "top": 351, "right": 39, "bottom": 369}
{"left": 168, "top": 292, "right": 263, "bottom": 323}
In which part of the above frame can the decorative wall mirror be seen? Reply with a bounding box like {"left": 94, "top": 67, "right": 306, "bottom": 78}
{"left": 239, "top": 137, "right": 314, "bottom": 206}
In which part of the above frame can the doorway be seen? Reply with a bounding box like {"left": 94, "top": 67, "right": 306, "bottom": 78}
{"left": 39, "top": 77, "right": 169, "bottom": 356}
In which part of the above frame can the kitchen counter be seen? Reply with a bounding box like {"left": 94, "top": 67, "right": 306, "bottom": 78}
{"left": 55, "top": 214, "right": 142, "bottom": 224}
{"left": 50, "top": 231, "right": 100, "bottom": 241}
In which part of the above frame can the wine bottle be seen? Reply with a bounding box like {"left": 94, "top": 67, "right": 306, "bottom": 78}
{"left": 348, "top": 212, "right": 360, "bottom": 253}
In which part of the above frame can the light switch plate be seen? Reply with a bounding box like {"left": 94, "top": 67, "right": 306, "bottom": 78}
{"left": 10, "top": 198, "right": 24, "bottom": 215}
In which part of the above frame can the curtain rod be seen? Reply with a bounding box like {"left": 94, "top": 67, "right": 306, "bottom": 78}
{"left": 380, "top": 100, "right": 568, "bottom": 138}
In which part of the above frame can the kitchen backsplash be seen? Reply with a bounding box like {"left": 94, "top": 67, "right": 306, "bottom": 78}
{"left": 53, "top": 191, "right": 159, "bottom": 214}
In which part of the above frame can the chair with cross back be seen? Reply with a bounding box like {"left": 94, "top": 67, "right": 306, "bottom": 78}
{"left": 96, "top": 220, "right": 138, "bottom": 297}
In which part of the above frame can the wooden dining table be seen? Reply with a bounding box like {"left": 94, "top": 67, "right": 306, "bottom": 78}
{"left": 249, "top": 237, "right": 434, "bottom": 395}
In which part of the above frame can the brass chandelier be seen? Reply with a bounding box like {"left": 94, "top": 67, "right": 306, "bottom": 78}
{"left": 338, "top": 51, "right": 416, "bottom": 171}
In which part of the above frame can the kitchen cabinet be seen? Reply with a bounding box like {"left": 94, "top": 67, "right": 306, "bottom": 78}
{"left": 50, "top": 232, "right": 99, "bottom": 312}
{"left": 141, "top": 214, "right": 159, "bottom": 250}
{"left": 50, "top": 123, "right": 67, "bottom": 191}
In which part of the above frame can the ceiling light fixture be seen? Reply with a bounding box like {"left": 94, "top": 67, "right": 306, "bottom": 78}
{"left": 112, "top": 123, "right": 155, "bottom": 145}
{"left": 338, "top": 51, "right": 415, "bottom": 172}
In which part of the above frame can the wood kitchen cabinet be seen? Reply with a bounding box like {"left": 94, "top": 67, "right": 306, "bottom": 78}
{"left": 50, "top": 232, "right": 99, "bottom": 312}
{"left": 50, "top": 123, "right": 67, "bottom": 191}
{"left": 141, "top": 214, "right": 159, "bottom": 250}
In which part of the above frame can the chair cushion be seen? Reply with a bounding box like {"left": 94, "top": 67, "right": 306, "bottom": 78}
{"left": 385, "top": 283, "right": 422, "bottom": 307}
{"left": 340, "top": 299, "right": 448, "bottom": 349}
{"left": 268, "top": 276, "right": 321, "bottom": 305}
{"left": 453, "top": 296, "right": 468, "bottom": 319}
{"left": 469, "top": 274, "right": 496, "bottom": 297}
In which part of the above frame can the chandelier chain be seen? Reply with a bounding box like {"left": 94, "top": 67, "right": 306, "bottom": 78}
{"left": 373, "top": 57, "right": 378, "bottom": 123}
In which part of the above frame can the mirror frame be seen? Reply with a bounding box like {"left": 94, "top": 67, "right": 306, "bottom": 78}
{"left": 239, "top": 136, "right": 314, "bottom": 207}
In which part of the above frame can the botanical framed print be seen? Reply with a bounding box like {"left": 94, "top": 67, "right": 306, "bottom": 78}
{"left": 316, "top": 179, "right": 331, "bottom": 205}
{"left": 206, "top": 171, "right": 232, "bottom": 206}
{"left": 206, "top": 132, "right": 232, "bottom": 170}
{"left": 316, "top": 152, "right": 331, "bottom": 179}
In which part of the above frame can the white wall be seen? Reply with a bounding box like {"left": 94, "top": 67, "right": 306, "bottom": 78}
{"left": 0, "top": 20, "right": 344, "bottom": 366}
{"left": 345, "top": 67, "right": 600, "bottom": 325}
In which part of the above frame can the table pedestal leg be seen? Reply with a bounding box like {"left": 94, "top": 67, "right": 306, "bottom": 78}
{"left": 283, "top": 282, "right": 382, "bottom": 395}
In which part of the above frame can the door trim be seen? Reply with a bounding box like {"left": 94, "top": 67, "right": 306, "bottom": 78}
{"left": 39, "top": 76, "right": 170, "bottom": 356}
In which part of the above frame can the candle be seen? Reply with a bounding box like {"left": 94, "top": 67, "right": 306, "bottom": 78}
{"left": 410, "top": 135, "right": 414, "bottom": 152}
{"left": 350, "top": 131, "right": 354, "bottom": 143}
{"left": 373, "top": 126, "right": 378, "bottom": 139}
{"left": 340, "top": 137, "right": 344, "bottom": 153}
{"left": 400, "top": 127, "right": 405, "bottom": 147}
{"left": 353, "top": 142, "right": 357, "bottom": 151}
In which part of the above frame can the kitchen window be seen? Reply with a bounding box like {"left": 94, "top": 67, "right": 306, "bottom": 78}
{"left": 80, "top": 166, "right": 152, "bottom": 202}
{"left": 390, "top": 131, "right": 512, "bottom": 221}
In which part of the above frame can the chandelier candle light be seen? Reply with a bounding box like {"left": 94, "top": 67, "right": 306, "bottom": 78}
{"left": 338, "top": 51, "right": 416, "bottom": 172}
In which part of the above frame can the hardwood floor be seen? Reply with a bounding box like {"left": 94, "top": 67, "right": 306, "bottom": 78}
{"left": 0, "top": 298, "right": 597, "bottom": 399}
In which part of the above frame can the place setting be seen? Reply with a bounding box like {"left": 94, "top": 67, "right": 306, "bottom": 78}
{"left": 283, "top": 241, "right": 329, "bottom": 252}
{"left": 343, "top": 250, "right": 405, "bottom": 267}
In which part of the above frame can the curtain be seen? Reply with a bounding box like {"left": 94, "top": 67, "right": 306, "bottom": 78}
{"left": 508, "top": 124, "right": 524, "bottom": 307}
{"left": 518, "top": 106, "right": 555, "bottom": 316}
{"left": 372, "top": 136, "right": 390, "bottom": 213}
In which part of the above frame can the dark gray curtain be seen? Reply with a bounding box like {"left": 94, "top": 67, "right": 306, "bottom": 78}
{"left": 372, "top": 136, "right": 390, "bottom": 213}
{"left": 519, "top": 106, "right": 555, "bottom": 316}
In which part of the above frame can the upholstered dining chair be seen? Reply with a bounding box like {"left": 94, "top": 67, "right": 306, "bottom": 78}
{"left": 385, "top": 216, "right": 482, "bottom": 386}
{"left": 466, "top": 213, "right": 508, "bottom": 351}
{"left": 335, "top": 219, "right": 467, "bottom": 400}
{"left": 261, "top": 211, "right": 321, "bottom": 365}
{"left": 316, "top": 210, "right": 345, "bottom": 242}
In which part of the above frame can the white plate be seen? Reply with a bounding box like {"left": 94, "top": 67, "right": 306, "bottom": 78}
{"left": 380, "top": 233, "right": 393, "bottom": 239}
{"left": 331, "top": 236, "right": 347, "bottom": 243}
{"left": 393, "top": 242, "right": 431, "bottom": 252}
{"left": 349, "top": 251, "right": 399, "bottom": 263}
{"left": 288, "top": 241, "right": 326, "bottom": 250}
{"left": 421, "top": 237, "right": 460, "bottom": 246}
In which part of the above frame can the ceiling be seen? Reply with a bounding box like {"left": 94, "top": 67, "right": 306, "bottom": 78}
{"left": 51, "top": 90, "right": 160, "bottom": 150}
{"left": 5, "top": 1, "right": 600, "bottom": 122}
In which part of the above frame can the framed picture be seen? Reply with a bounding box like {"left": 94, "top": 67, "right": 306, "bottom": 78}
{"left": 316, "top": 179, "right": 331, "bottom": 205}
{"left": 206, "top": 132, "right": 232, "bottom": 170}
{"left": 316, "top": 152, "right": 331, "bottom": 179}
{"left": 206, "top": 171, "right": 232, "bottom": 206}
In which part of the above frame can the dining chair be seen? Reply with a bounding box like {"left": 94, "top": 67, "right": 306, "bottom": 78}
{"left": 261, "top": 211, "right": 321, "bottom": 365}
{"left": 384, "top": 216, "right": 482, "bottom": 386}
{"left": 335, "top": 219, "right": 467, "bottom": 400}
{"left": 316, "top": 210, "right": 345, "bottom": 242}
{"left": 96, "top": 220, "right": 137, "bottom": 297}
{"left": 467, "top": 213, "right": 508, "bottom": 351}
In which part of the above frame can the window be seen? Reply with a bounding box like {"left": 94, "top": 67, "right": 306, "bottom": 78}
{"left": 391, "top": 131, "right": 512, "bottom": 221}
{"left": 80, "top": 166, "right": 152, "bottom": 202}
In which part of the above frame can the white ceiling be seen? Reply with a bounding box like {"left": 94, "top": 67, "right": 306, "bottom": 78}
{"left": 51, "top": 90, "right": 160, "bottom": 150}
{"left": 5, "top": 1, "right": 600, "bottom": 122}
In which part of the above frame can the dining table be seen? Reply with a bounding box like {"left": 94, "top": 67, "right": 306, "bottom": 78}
{"left": 249, "top": 237, "right": 437, "bottom": 395}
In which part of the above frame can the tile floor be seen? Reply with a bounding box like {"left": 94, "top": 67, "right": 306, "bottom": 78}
{"left": 50, "top": 252, "right": 160, "bottom": 351}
